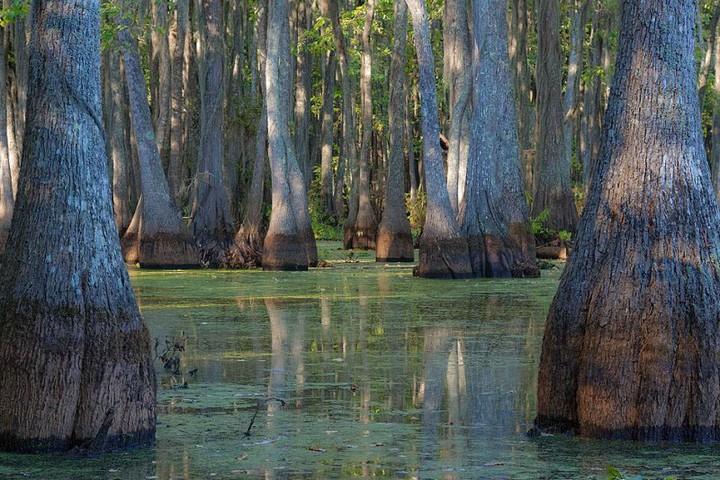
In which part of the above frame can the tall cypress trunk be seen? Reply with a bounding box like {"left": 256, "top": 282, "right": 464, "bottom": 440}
{"left": 376, "top": 0, "right": 413, "bottom": 263}
{"left": 319, "top": 49, "right": 336, "bottom": 218}
{"left": 262, "top": 0, "right": 316, "bottom": 271}
{"left": 190, "top": 0, "right": 234, "bottom": 267}
{"left": 118, "top": 12, "right": 199, "bottom": 268}
{"left": 407, "top": 0, "right": 472, "bottom": 279}
{"left": 537, "top": 0, "right": 720, "bottom": 442}
{"left": 345, "top": 0, "right": 378, "bottom": 250}
{"left": 532, "top": 0, "right": 579, "bottom": 234}
{"left": 168, "top": 0, "right": 188, "bottom": 205}
{"left": 294, "top": 0, "right": 312, "bottom": 187}
{"left": 152, "top": 0, "right": 171, "bottom": 168}
{"left": 460, "top": 0, "right": 538, "bottom": 278}
{"left": 0, "top": 0, "right": 155, "bottom": 452}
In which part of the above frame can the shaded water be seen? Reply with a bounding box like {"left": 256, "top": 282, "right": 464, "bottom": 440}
{"left": 2, "top": 244, "right": 720, "bottom": 478}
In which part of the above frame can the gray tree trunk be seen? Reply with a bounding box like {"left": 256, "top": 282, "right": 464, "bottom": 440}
{"left": 151, "top": 0, "right": 171, "bottom": 168}
{"left": 294, "top": 0, "right": 312, "bottom": 187}
{"left": 345, "top": 0, "right": 378, "bottom": 250}
{"left": 531, "top": 0, "right": 579, "bottom": 234}
{"left": 168, "top": 0, "right": 188, "bottom": 205}
{"left": 106, "top": 50, "right": 133, "bottom": 237}
{"left": 262, "top": 0, "right": 316, "bottom": 271}
{"left": 0, "top": 0, "right": 155, "bottom": 452}
{"left": 118, "top": 12, "right": 199, "bottom": 268}
{"left": 319, "top": 48, "right": 336, "bottom": 218}
{"left": 537, "top": 0, "right": 720, "bottom": 442}
{"left": 406, "top": 0, "right": 472, "bottom": 279}
{"left": 376, "top": 0, "right": 413, "bottom": 262}
{"left": 460, "top": 0, "right": 538, "bottom": 278}
{"left": 190, "top": 0, "right": 234, "bottom": 267}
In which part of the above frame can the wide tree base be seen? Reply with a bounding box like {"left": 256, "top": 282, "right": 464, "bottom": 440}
{"left": 375, "top": 228, "right": 414, "bottom": 262}
{"left": 121, "top": 231, "right": 200, "bottom": 268}
{"left": 344, "top": 225, "right": 377, "bottom": 250}
{"left": 415, "top": 236, "right": 473, "bottom": 279}
{"left": 262, "top": 232, "right": 309, "bottom": 271}
{"left": 466, "top": 232, "right": 539, "bottom": 278}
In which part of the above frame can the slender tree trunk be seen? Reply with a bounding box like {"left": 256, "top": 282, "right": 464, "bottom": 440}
{"left": 460, "top": 0, "right": 538, "bottom": 278}
{"left": 698, "top": 3, "right": 720, "bottom": 110}
{"left": 345, "top": 0, "right": 378, "bottom": 250}
{"left": 537, "top": 0, "right": 720, "bottom": 442}
{"left": 532, "top": 0, "right": 579, "bottom": 233}
{"left": 118, "top": 11, "right": 199, "bottom": 268}
{"left": 152, "top": 0, "right": 171, "bottom": 168}
{"left": 0, "top": 25, "right": 11, "bottom": 254}
{"left": 319, "top": 49, "right": 336, "bottom": 218}
{"left": 168, "top": 0, "right": 188, "bottom": 204}
{"left": 407, "top": 84, "right": 419, "bottom": 202}
{"left": 407, "top": 0, "right": 472, "bottom": 279}
{"left": 294, "top": 0, "right": 312, "bottom": 186}
{"left": 107, "top": 50, "right": 133, "bottom": 236}
{"left": 189, "top": 0, "right": 234, "bottom": 267}
{"left": 376, "top": 0, "right": 413, "bottom": 262}
{"left": 0, "top": 0, "right": 155, "bottom": 452}
{"left": 262, "top": 0, "right": 316, "bottom": 270}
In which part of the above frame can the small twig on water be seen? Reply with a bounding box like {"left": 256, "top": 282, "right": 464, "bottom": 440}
{"left": 244, "top": 397, "right": 287, "bottom": 437}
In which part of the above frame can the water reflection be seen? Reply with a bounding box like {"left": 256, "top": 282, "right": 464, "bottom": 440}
{"left": 5, "top": 265, "right": 719, "bottom": 478}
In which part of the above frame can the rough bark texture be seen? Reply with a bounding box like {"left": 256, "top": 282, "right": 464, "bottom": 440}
{"left": 118, "top": 19, "right": 199, "bottom": 269}
{"left": 262, "top": 0, "right": 316, "bottom": 271}
{"left": 190, "top": 0, "right": 234, "bottom": 267}
{"left": 0, "top": 0, "right": 156, "bottom": 453}
{"left": 376, "top": 0, "right": 413, "bottom": 263}
{"left": 531, "top": 0, "right": 579, "bottom": 234}
{"left": 536, "top": 0, "right": 720, "bottom": 442}
{"left": 0, "top": 24, "right": 12, "bottom": 255}
{"left": 460, "top": 0, "right": 538, "bottom": 278}
{"left": 407, "top": 0, "right": 472, "bottom": 279}
{"left": 345, "top": 0, "right": 377, "bottom": 250}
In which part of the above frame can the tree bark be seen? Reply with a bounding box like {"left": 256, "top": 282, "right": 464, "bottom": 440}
{"left": 0, "top": 23, "right": 10, "bottom": 255}
{"left": 345, "top": 0, "right": 378, "bottom": 250}
{"left": 118, "top": 14, "right": 199, "bottom": 268}
{"left": 262, "top": 0, "right": 317, "bottom": 271}
{"left": 536, "top": 0, "right": 720, "bottom": 442}
{"left": 319, "top": 48, "right": 336, "bottom": 218}
{"left": 0, "top": 0, "right": 155, "bottom": 452}
{"left": 294, "top": 0, "right": 312, "bottom": 187}
{"left": 407, "top": 0, "right": 472, "bottom": 279}
{"left": 376, "top": 0, "right": 413, "bottom": 263}
{"left": 168, "top": 0, "right": 188, "bottom": 205}
{"left": 190, "top": 0, "right": 234, "bottom": 267}
{"left": 151, "top": 0, "right": 171, "bottom": 168}
{"left": 460, "top": 0, "right": 538, "bottom": 278}
{"left": 531, "top": 0, "right": 579, "bottom": 234}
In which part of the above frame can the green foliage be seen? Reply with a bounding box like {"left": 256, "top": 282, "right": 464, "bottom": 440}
{"left": 0, "top": 0, "right": 28, "bottom": 27}
{"left": 606, "top": 466, "right": 675, "bottom": 480}
{"left": 308, "top": 166, "right": 344, "bottom": 241}
{"left": 405, "top": 191, "right": 426, "bottom": 240}
{"left": 531, "top": 208, "right": 572, "bottom": 244}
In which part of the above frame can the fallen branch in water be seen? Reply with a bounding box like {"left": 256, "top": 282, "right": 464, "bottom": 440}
{"left": 244, "top": 397, "right": 287, "bottom": 437}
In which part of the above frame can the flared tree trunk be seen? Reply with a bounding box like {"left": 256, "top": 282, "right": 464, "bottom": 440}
{"left": 118, "top": 21, "right": 199, "bottom": 268}
{"left": 376, "top": 0, "right": 413, "bottom": 263}
{"left": 345, "top": 0, "right": 377, "bottom": 250}
{"left": 190, "top": 0, "right": 234, "bottom": 267}
{"left": 536, "top": 0, "right": 720, "bottom": 442}
{"left": 531, "top": 0, "right": 579, "bottom": 234}
{"left": 407, "top": 0, "right": 472, "bottom": 279}
{"left": 460, "top": 0, "right": 538, "bottom": 278}
{"left": 0, "top": 0, "right": 155, "bottom": 452}
{"left": 262, "top": 0, "right": 316, "bottom": 271}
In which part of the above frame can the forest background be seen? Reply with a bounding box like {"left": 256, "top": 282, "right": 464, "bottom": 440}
{"left": 1, "top": 0, "right": 719, "bottom": 270}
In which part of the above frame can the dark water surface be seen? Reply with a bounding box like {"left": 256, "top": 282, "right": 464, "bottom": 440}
{"left": 1, "top": 245, "right": 720, "bottom": 478}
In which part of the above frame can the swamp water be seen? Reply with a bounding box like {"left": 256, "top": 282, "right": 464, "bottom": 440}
{"left": 2, "top": 244, "right": 720, "bottom": 479}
